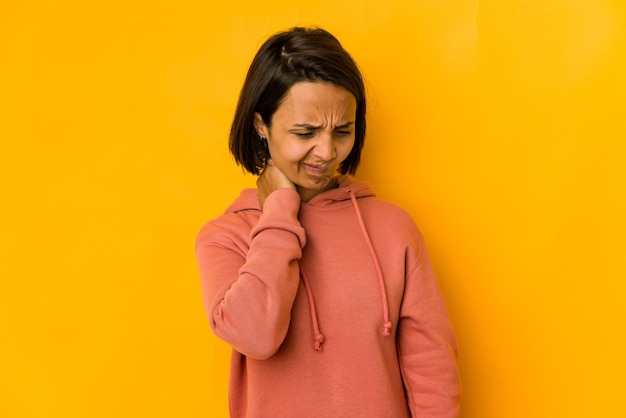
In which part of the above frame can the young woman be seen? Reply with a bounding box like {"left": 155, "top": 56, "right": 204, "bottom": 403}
{"left": 195, "top": 26, "right": 461, "bottom": 418}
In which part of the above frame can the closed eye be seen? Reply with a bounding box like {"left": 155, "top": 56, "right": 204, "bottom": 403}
{"left": 294, "top": 131, "right": 314, "bottom": 138}
{"left": 335, "top": 122, "right": 355, "bottom": 137}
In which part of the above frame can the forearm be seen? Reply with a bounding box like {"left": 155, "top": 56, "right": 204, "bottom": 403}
{"left": 196, "top": 189, "right": 305, "bottom": 359}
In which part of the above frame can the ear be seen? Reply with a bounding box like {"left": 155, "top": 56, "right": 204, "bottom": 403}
{"left": 253, "top": 112, "right": 269, "bottom": 139}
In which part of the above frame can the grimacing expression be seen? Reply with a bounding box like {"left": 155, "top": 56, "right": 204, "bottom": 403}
{"left": 254, "top": 82, "right": 357, "bottom": 201}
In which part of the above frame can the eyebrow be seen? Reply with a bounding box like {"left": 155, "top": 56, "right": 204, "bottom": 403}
{"left": 292, "top": 121, "right": 355, "bottom": 129}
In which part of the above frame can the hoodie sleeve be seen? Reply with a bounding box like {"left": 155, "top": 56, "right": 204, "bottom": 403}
{"left": 397, "top": 234, "right": 461, "bottom": 417}
{"left": 195, "top": 188, "right": 305, "bottom": 360}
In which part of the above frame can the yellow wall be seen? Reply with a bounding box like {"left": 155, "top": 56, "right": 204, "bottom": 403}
{"left": 1, "top": 1, "right": 625, "bottom": 417}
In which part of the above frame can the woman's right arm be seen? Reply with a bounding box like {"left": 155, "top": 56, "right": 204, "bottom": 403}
{"left": 195, "top": 187, "right": 304, "bottom": 360}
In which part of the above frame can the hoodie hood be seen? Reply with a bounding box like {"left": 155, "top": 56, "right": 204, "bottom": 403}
{"left": 224, "top": 175, "right": 376, "bottom": 214}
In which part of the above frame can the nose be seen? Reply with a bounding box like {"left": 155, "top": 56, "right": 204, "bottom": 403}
{"left": 313, "top": 132, "right": 336, "bottom": 161}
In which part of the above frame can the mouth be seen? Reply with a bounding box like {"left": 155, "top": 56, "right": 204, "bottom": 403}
{"left": 302, "top": 163, "right": 328, "bottom": 176}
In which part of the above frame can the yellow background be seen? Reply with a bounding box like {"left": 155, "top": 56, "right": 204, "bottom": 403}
{"left": 1, "top": 0, "right": 625, "bottom": 417}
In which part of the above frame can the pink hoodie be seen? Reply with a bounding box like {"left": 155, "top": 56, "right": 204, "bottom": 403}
{"left": 195, "top": 176, "right": 461, "bottom": 417}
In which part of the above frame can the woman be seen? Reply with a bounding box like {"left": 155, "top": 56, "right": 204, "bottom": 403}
{"left": 195, "top": 26, "right": 461, "bottom": 417}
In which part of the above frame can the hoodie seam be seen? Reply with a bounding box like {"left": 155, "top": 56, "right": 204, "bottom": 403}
{"left": 397, "top": 341, "right": 418, "bottom": 414}
{"left": 406, "top": 234, "right": 425, "bottom": 276}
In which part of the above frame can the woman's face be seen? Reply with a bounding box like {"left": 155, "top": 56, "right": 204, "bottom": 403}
{"left": 254, "top": 82, "right": 357, "bottom": 201}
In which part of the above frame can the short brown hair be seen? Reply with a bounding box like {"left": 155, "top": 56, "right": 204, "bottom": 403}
{"left": 229, "top": 27, "right": 367, "bottom": 175}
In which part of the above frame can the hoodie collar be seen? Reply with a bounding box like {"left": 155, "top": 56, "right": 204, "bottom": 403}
{"left": 224, "top": 176, "right": 376, "bottom": 214}
{"left": 303, "top": 176, "right": 375, "bottom": 207}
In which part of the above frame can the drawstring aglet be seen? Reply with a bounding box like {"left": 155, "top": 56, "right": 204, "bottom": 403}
{"left": 313, "top": 333, "right": 325, "bottom": 351}
{"left": 383, "top": 321, "right": 392, "bottom": 336}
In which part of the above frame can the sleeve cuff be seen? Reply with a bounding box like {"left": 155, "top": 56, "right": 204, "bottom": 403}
{"left": 250, "top": 189, "right": 306, "bottom": 247}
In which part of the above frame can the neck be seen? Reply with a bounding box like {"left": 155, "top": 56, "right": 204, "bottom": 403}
{"left": 297, "top": 176, "right": 340, "bottom": 203}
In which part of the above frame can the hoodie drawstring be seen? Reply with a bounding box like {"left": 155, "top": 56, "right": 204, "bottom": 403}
{"left": 348, "top": 190, "right": 392, "bottom": 336}
{"left": 298, "top": 261, "right": 325, "bottom": 351}
{"left": 297, "top": 189, "right": 392, "bottom": 352}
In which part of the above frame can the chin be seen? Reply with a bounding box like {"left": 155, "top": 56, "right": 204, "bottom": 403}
{"left": 307, "top": 177, "right": 333, "bottom": 188}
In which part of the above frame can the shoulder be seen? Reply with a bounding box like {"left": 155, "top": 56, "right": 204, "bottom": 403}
{"left": 360, "top": 196, "right": 422, "bottom": 231}
{"left": 195, "top": 214, "right": 243, "bottom": 242}
{"left": 357, "top": 195, "right": 426, "bottom": 258}
{"left": 195, "top": 206, "right": 261, "bottom": 249}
